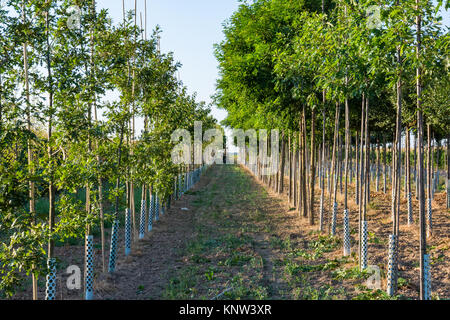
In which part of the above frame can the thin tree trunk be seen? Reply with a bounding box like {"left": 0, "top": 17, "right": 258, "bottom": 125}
{"left": 358, "top": 94, "right": 366, "bottom": 265}
{"left": 356, "top": 131, "right": 360, "bottom": 204}
{"left": 45, "top": 6, "right": 56, "bottom": 291}
{"left": 310, "top": 109, "right": 316, "bottom": 225}
{"left": 320, "top": 95, "right": 326, "bottom": 232}
{"left": 384, "top": 136, "right": 387, "bottom": 194}
{"left": 416, "top": 1, "right": 427, "bottom": 299}
{"left": 279, "top": 134, "right": 286, "bottom": 194}
{"left": 344, "top": 98, "right": 349, "bottom": 210}
{"left": 330, "top": 102, "right": 340, "bottom": 235}
{"left": 302, "top": 107, "right": 308, "bottom": 219}
{"left": 288, "top": 135, "right": 292, "bottom": 204}
{"left": 427, "top": 124, "right": 432, "bottom": 237}
{"left": 447, "top": 134, "right": 450, "bottom": 209}
{"left": 22, "top": 1, "right": 38, "bottom": 300}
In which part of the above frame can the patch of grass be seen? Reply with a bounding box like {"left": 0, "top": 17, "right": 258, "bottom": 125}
{"left": 332, "top": 266, "right": 370, "bottom": 281}
{"left": 368, "top": 202, "right": 380, "bottom": 210}
{"left": 397, "top": 277, "right": 409, "bottom": 289}
{"left": 185, "top": 236, "right": 221, "bottom": 255}
{"left": 353, "top": 285, "right": 400, "bottom": 300}
{"left": 219, "top": 233, "right": 252, "bottom": 250}
{"left": 222, "top": 253, "right": 253, "bottom": 267}
{"left": 289, "top": 248, "right": 322, "bottom": 260}
{"left": 190, "top": 254, "right": 211, "bottom": 264}
{"left": 295, "top": 285, "right": 347, "bottom": 300}
{"left": 285, "top": 258, "right": 342, "bottom": 276}
{"left": 164, "top": 266, "right": 199, "bottom": 299}
{"left": 269, "top": 237, "right": 291, "bottom": 250}
{"left": 249, "top": 209, "right": 265, "bottom": 222}
{"left": 368, "top": 231, "right": 386, "bottom": 245}
{"left": 204, "top": 267, "right": 216, "bottom": 282}
{"left": 223, "top": 274, "right": 268, "bottom": 300}
{"left": 431, "top": 252, "right": 445, "bottom": 265}
{"left": 308, "top": 235, "right": 341, "bottom": 255}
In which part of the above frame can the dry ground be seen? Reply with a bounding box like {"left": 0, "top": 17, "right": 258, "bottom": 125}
{"left": 9, "top": 164, "right": 449, "bottom": 300}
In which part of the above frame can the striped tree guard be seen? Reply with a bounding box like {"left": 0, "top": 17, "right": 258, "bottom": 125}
{"left": 45, "top": 258, "right": 57, "bottom": 300}
{"left": 407, "top": 193, "right": 413, "bottom": 225}
{"left": 85, "top": 235, "right": 94, "bottom": 300}
{"left": 424, "top": 254, "right": 431, "bottom": 300}
{"left": 331, "top": 202, "right": 337, "bottom": 237}
{"left": 427, "top": 198, "right": 432, "bottom": 238}
{"left": 148, "top": 193, "right": 155, "bottom": 232}
{"left": 343, "top": 209, "right": 351, "bottom": 256}
{"left": 155, "top": 194, "right": 160, "bottom": 221}
{"left": 386, "top": 234, "right": 397, "bottom": 296}
{"left": 125, "top": 208, "right": 131, "bottom": 256}
{"left": 108, "top": 218, "right": 119, "bottom": 272}
{"left": 139, "top": 200, "right": 146, "bottom": 239}
{"left": 360, "top": 221, "right": 368, "bottom": 270}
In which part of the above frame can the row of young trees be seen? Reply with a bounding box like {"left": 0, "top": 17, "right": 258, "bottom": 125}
{"left": 0, "top": 0, "right": 216, "bottom": 299}
{"left": 215, "top": 0, "right": 449, "bottom": 299}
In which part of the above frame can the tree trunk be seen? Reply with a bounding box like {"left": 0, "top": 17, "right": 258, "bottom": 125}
{"left": 427, "top": 124, "right": 432, "bottom": 237}
{"left": 22, "top": 1, "right": 38, "bottom": 300}
{"left": 45, "top": 7, "right": 56, "bottom": 299}
{"left": 344, "top": 98, "right": 349, "bottom": 210}
{"left": 447, "top": 134, "right": 450, "bottom": 209}
{"left": 330, "top": 102, "right": 340, "bottom": 235}
{"left": 279, "top": 134, "right": 286, "bottom": 194}
{"left": 309, "top": 109, "right": 316, "bottom": 225}
{"left": 358, "top": 94, "right": 366, "bottom": 266}
{"left": 416, "top": 2, "right": 427, "bottom": 299}
{"left": 320, "top": 97, "right": 326, "bottom": 232}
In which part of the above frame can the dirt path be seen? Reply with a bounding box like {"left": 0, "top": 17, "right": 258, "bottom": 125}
{"left": 94, "top": 165, "right": 293, "bottom": 299}
{"left": 94, "top": 164, "right": 449, "bottom": 300}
